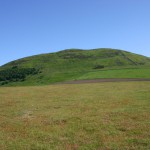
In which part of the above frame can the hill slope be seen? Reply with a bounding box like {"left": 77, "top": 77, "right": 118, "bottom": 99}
{"left": 0, "top": 48, "right": 150, "bottom": 86}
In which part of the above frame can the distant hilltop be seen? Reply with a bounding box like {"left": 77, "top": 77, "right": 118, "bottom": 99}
{"left": 0, "top": 48, "right": 150, "bottom": 86}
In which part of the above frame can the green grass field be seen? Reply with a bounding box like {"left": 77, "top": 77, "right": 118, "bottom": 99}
{"left": 1, "top": 67, "right": 150, "bottom": 87}
{"left": 77, "top": 68, "right": 150, "bottom": 80}
{"left": 0, "top": 82, "right": 150, "bottom": 149}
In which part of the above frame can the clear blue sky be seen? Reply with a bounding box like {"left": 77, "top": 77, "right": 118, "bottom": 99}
{"left": 0, "top": 0, "right": 150, "bottom": 66}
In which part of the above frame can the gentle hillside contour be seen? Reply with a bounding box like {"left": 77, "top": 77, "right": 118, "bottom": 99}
{"left": 0, "top": 48, "right": 150, "bottom": 86}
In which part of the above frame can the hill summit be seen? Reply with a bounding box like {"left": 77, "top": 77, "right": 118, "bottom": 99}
{"left": 0, "top": 48, "right": 150, "bottom": 86}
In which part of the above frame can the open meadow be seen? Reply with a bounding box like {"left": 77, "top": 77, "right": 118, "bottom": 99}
{"left": 0, "top": 81, "right": 150, "bottom": 150}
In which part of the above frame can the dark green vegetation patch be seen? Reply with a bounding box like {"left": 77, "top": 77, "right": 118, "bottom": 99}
{"left": 0, "top": 66, "right": 39, "bottom": 85}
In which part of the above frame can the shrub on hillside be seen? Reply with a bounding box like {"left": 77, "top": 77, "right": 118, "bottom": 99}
{"left": 93, "top": 65, "right": 105, "bottom": 69}
{"left": 0, "top": 67, "right": 39, "bottom": 85}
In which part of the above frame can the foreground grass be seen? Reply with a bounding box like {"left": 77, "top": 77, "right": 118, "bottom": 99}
{"left": 0, "top": 82, "right": 150, "bottom": 149}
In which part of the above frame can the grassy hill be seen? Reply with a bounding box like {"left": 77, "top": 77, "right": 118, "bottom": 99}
{"left": 0, "top": 48, "right": 150, "bottom": 86}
